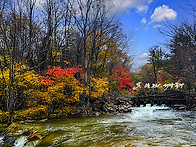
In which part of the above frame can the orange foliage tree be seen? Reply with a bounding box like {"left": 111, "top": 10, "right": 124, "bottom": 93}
{"left": 28, "top": 65, "right": 84, "bottom": 117}
{"left": 40, "top": 65, "right": 84, "bottom": 104}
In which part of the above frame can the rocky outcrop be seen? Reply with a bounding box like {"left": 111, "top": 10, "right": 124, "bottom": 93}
{"left": 89, "top": 93, "right": 133, "bottom": 116}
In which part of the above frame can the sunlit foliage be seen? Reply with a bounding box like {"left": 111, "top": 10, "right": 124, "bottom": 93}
{"left": 40, "top": 66, "right": 84, "bottom": 105}
{"left": 14, "top": 105, "right": 47, "bottom": 121}
{"left": 0, "top": 63, "right": 41, "bottom": 108}
{"left": 89, "top": 77, "right": 109, "bottom": 98}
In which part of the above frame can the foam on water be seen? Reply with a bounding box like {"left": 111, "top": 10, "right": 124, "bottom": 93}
{"left": 0, "top": 136, "right": 3, "bottom": 144}
{"left": 14, "top": 136, "right": 28, "bottom": 147}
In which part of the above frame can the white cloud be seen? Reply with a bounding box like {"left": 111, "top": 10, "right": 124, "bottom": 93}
{"left": 112, "top": 0, "right": 145, "bottom": 11}
{"left": 36, "top": 0, "right": 153, "bottom": 16}
{"left": 144, "top": 27, "right": 148, "bottom": 31}
{"left": 141, "top": 17, "right": 147, "bottom": 24}
{"left": 137, "top": 53, "right": 150, "bottom": 59}
{"left": 137, "top": 5, "right": 149, "bottom": 13}
{"left": 111, "top": 0, "right": 153, "bottom": 14}
{"left": 130, "top": 40, "right": 136, "bottom": 43}
{"left": 151, "top": 4, "right": 177, "bottom": 23}
{"left": 35, "top": 0, "right": 44, "bottom": 9}
{"left": 154, "top": 24, "right": 161, "bottom": 28}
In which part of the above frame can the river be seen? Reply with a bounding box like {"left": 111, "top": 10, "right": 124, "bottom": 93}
{"left": 2, "top": 104, "right": 196, "bottom": 147}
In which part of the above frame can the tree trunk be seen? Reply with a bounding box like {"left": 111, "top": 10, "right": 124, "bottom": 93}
{"left": 8, "top": 95, "right": 15, "bottom": 125}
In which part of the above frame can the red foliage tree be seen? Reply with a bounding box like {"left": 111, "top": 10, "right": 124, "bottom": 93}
{"left": 111, "top": 65, "right": 134, "bottom": 92}
{"left": 41, "top": 65, "right": 83, "bottom": 86}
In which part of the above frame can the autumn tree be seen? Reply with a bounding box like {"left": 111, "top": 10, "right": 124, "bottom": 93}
{"left": 0, "top": 0, "right": 23, "bottom": 124}
{"left": 110, "top": 65, "right": 134, "bottom": 94}
{"left": 69, "top": 0, "right": 133, "bottom": 115}
{"left": 140, "top": 64, "right": 155, "bottom": 85}
{"left": 39, "top": 66, "right": 83, "bottom": 117}
{"left": 0, "top": 0, "right": 41, "bottom": 124}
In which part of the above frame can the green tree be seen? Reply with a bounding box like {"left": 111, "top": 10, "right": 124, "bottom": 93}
{"left": 148, "top": 46, "right": 165, "bottom": 85}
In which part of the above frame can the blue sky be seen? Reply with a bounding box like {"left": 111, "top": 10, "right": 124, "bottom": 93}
{"left": 111, "top": 0, "right": 195, "bottom": 71}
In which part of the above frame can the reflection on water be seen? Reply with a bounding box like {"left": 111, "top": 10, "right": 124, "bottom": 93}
{"left": 6, "top": 105, "right": 196, "bottom": 146}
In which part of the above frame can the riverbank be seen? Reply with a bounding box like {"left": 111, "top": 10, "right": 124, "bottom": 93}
{"left": 0, "top": 93, "right": 134, "bottom": 133}
{"left": 1, "top": 92, "right": 196, "bottom": 126}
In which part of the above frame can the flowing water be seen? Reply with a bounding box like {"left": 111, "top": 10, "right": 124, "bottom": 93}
{"left": 2, "top": 104, "right": 196, "bottom": 147}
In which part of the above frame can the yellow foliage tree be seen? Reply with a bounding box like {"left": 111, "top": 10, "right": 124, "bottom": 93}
{"left": 87, "top": 77, "right": 109, "bottom": 98}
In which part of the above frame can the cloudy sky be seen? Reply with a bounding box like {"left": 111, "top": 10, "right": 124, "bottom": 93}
{"left": 110, "top": 0, "right": 195, "bottom": 71}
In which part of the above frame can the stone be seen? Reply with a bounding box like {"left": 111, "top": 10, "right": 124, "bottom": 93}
{"left": 3, "top": 136, "right": 16, "bottom": 146}
{"left": 95, "top": 112, "right": 99, "bottom": 116}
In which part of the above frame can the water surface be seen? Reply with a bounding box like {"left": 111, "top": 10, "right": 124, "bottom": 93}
{"left": 8, "top": 105, "right": 196, "bottom": 146}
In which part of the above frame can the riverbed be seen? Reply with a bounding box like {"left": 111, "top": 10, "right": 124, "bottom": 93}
{"left": 2, "top": 105, "right": 196, "bottom": 147}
